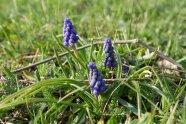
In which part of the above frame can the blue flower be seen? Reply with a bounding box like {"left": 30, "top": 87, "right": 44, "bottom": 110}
{"left": 122, "top": 62, "right": 129, "bottom": 74}
{"left": 103, "top": 38, "right": 117, "bottom": 67}
{"left": 63, "top": 18, "right": 79, "bottom": 47}
{"left": 88, "top": 62, "right": 107, "bottom": 96}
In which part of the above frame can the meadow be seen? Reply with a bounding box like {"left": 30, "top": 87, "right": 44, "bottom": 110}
{"left": 0, "top": 0, "right": 186, "bottom": 123}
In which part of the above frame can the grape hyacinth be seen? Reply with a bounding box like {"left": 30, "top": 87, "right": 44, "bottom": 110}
{"left": 63, "top": 18, "right": 79, "bottom": 47}
{"left": 122, "top": 62, "right": 129, "bottom": 74}
{"left": 88, "top": 62, "right": 107, "bottom": 96}
{"left": 103, "top": 38, "right": 117, "bottom": 67}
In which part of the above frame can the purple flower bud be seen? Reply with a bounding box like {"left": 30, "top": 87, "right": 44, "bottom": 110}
{"left": 63, "top": 18, "right": 79, "bottom": 47}
{"left": 64, "top": 36, "right": 69, "bottom": 41}
{"left": 64, "top": 32, "right": 70, "bottom": 38}
{"left": 103, "top": 38, "right": 117, "bottom": 67}
{"left": 90, "top": 79, "right": 96, "bottom": 87}
{"left": 88, "top": 62, "right": 107, "bottom": 96}
{"left": 71, "top": 29, "right": 77, "bottom": 34}
{"left": 88, "top": 62, "right": 96, "bottom": 69}
{"left": 103, "top": 38, "right": 112, "bottom": 53}
{"left": 93, "top": 90, "right": 99, "bottom": 96}
{"left": 97, "top": 75, "right": 103, "bottom": 81}
{"left": 65, "top": 27, "right": 71, "bottom": 32}
{"left": 122, "top": 62, "right": 129, "bottom": 74}
{"left": 100, "top": 85, "right": 107, "bottom": 92}
{"left": 64, "top": 41, "right": 69, "bottom": 46}
{"left": 92, "top": 75, "right": 97, "bottom": 80}
{"left": 96, "top": 81, "right": 101, "bottom": 86}
{"left": 69, "top": 39, "right": 75, "bottom": 45}
{"left": 94, "top": 83, "right": 100, "bottom": 90}
{"left": 101, "top": 80, "right": 105, "bottom": 84}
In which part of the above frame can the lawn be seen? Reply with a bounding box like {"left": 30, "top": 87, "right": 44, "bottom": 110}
{"left": 0, "top": 0, "right": 186, "bottom": 123}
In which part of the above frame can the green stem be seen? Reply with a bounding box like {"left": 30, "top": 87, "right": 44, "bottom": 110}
{"left": 72, "top": 45, "right": 81, "bottom": 62}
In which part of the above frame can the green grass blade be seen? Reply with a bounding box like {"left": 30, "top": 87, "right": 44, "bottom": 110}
{"left": 54, "top": 48, "right": 68, "bottom": 77}
{"left": 0, "top": 98, "right": 57, "bottom": 110}
{"left": 118, "top": 97, "right": 138, "bottom": 116}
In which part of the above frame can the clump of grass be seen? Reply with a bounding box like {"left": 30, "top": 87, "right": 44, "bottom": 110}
{"left": 0, "top": 0, "right": 186, "bottom": 123}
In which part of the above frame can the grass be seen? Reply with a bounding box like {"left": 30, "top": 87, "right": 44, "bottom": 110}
{"left": 0, "top": 0, "right": 186, "bottom": 123}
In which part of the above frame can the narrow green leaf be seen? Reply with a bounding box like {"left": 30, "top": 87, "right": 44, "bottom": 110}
{"left": 0, "top": 78, "right": 85, "bottom": 104}
{"left": 54, "top": 48, "right": 68, "bottom": 77}
{"left": 89, "top": 40, "right": 94, "bottom": 62}
{"left": 0, "top": 98, "right": 56, "bottom": 110}
{"left": 166, "top": 100, "right": 179, "bottom": 124}
{"left": 61, "top": 44, "right": 86, "bottom": 69}
{"left": 114, "top": 46, "right": 122, "bottom": 78}
{"left": 2, "top": 66, "right": 16, "bottom": 81}
{"left": 118, "top": 98, "right": 138, "bottom": 116}
{"left": 3, "top": 47, "right": 15, "bottom": 60}
{"left": 86, "top": 107, "right": 94, "bottom": 124}
{"left": 35, "top": 69, "right": 41, "bottom": 81}
{"left": 138, "top": 113, "right": 153, "bottom": 124}
{"left": 74, "top": 110, "right": 86, "bottom": 124}
{"left": 66, "top": 56, "right": 75, "bottom": 78}
{"left": 183, "top": 96, "right": 186, "bottom": 123}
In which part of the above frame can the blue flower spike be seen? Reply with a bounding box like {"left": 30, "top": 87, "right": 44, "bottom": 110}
{"left": 88, "top": 62, "right": 107, "bottom": 96}
{"left": 103, "top": 38, "right": 117, "bottom": 67}
{"left": 63, "top": 18, "right": 79, "bottom": 47}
